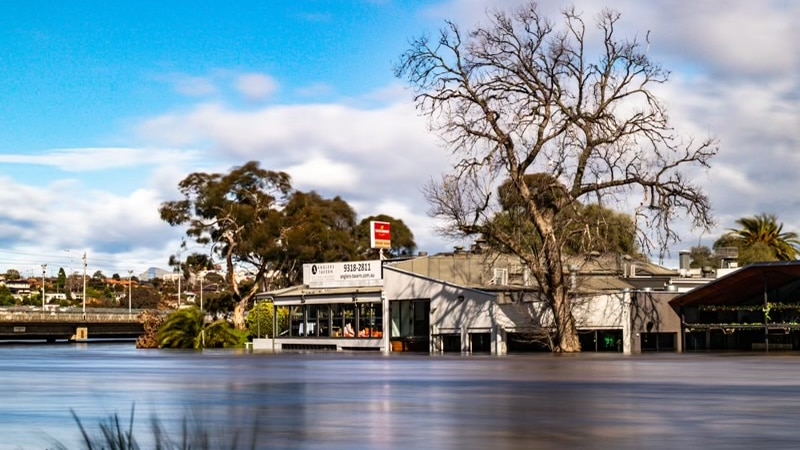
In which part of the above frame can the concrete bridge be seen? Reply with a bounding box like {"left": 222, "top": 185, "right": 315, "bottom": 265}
{"left": 0, "top": 311, "right": 145, "bottom": 342}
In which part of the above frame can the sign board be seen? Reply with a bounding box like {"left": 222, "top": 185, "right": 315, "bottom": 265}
{"left": 370, "top": 220, "right": 391, "bottom": 249}
{"left": 303, "top": 260, "right": 383, "bottom": 288}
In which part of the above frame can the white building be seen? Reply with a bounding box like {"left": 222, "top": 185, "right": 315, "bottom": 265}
{"left": 253, "top": 251, "right": 687, "bottom": 354}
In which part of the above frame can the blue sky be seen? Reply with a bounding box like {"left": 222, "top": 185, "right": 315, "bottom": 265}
{"left": 0, "top": 1, "right": 422, "bottom": 150}
{"left": 0, "top": 0, "right": 797, "bottom": 278}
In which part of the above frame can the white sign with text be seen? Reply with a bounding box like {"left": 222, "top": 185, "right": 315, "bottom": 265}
{"left": 303, "top": 260, "right": 383, "bottom": 288}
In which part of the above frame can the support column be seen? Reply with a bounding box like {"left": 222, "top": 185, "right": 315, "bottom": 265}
{"left": 462, "top": 327, "right": 469, "bottom": 354}
{"left": 382, "top": 291, "right": 390, "bottom": 354}
{"left": 622, "top": 290, "right": 633, "bottom": 355}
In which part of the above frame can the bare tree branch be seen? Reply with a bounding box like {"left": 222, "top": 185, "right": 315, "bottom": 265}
{"left": 398, "top": 2, "right": 718, "bottom": 352}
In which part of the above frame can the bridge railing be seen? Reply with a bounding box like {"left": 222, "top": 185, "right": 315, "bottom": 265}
{"left": 0, "top": 312, "right": 145, "bottom": 323}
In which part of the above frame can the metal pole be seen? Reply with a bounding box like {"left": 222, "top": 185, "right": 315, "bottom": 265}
{"left": 41, "top": 264, "right": 46, "bottom": 310}
{"left": 764, "top": 275, "right": 769, "bottom": 353}
{"left": 200, "top": 271, "right": 205, "bottom": 348}
{"left": 128, "top": 270, "right": 133, "bottom": 317}
{"left": 82, "top": 253, "right": 87, "bottom": 315}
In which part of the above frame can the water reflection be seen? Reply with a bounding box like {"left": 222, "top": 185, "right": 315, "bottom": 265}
{"left": 1, "top": 345, "right": 800, "bottom": 449}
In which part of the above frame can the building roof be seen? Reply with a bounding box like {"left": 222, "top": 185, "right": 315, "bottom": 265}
{"left": 388, "top": 251, "right": 670, "bottom": 292}
{"left": 669, "top": 261, "right": 800, "bottom": 308}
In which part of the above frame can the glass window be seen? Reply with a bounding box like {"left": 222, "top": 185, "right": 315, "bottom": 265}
{"left": 290, "top": 306, "right": 304, "bottom": 337}
{"left": 390, "top": 300, "right": 430, "bottom": 338}
{"left": 277, "top": 300, "right": 382, "bottom": 339}
{"left": 306, "top": 305, "right": 319, "bottom": 337}
{"left": 331, "top": 304, "right": 344, "bottom": 337}
{"left": 317, "top": 305, "right": 330, "bottom": 337}
{"left": 357, "top": 303, "right": 383, "bottom": 338}
{"left": 276, "top": 306, "right": 290, "bottom": 337}
{"left": 342, "top": 303, "right": 356, "bottom": 337}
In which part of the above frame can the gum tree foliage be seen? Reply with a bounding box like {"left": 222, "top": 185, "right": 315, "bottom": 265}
{"left": 688, "top": 245, "right": 719, "bottom": 269}
{"left": 159, "top": 161, "right": 384, "bottom": 330}
{"left": 169, "top": 250, "right": 216, "bottom": 293}
{"left": 355, "top": 214, "right": 418, "bottom": 258}
{"left": 159, "top": 161, "right": 293, "bottom": 330}
{"left": 396, "top": 3, "right": 717, "bottom": 351}
{"left": 0, "top": 285, "right": 14, "bottom": 306}
{"left": 270, "top": 191, "right": 361, "bottom": 287}
{"left": 56, "top": 268, "right": 67, "bottom": 292}
{"left": 494, "top": 173, "right": 639, "bottom": 257}
{"left": 5, "top": 269, "right": 20, "bottom": 280}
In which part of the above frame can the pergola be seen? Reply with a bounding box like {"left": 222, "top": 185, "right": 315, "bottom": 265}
{"left": 670, "top": 262, "right": 800, "bottom": 351}
{"left": 670, "top": 261, "right": 800, "bottom": 308}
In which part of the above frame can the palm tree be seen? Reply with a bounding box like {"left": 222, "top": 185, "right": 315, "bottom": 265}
{"left": 157, "top": 308, "right": 204, "bottom": 349}
{"left": 723, "top": 213, "right": 800, "bottom": 263}
{"left": 157, "top": 307, "right": 245, "bottom": 349}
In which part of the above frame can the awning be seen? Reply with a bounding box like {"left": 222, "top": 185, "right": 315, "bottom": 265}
{"left": 669, "top": 261, "right": 800, "bottom": 308}
{"left": 259, "top": 285, "right": 383, "bottom": 305}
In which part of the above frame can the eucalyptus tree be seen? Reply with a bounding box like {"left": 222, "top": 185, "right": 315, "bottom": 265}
{"left": 494, "top": 174, "right": 639, "bottom": 257}
{"left": 159, "top": 161, "right": 292, "bottom": 330}
{"left": 396, "top": 3, "right": 717, "bottom": 351}
{"left": 160, "top": 161, "right": 373, "bottom": 330}
{"left": 355, "top": 214, "right": 417, "bottom": 259}
{"left": 271, "top": 191, "right": 361, "bottom": 286}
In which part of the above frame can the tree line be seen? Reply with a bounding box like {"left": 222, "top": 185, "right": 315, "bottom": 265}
{"left": 159, "top": 161, "right": 417, "bottom": 330}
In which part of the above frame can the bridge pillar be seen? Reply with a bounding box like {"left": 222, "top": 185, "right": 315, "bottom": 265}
{"left": 72, "top": 327, "right": 88, "bottom": 341}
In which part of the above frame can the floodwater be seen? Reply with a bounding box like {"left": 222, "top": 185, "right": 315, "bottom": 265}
{"left": 1, "top": 344, "right": 800, "bottom": 449}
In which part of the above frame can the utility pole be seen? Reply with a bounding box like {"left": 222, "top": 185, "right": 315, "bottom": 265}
{"left": 128, "top": 270, "right": 133, "bottom": 317}
{"left": 41, "top": 264, "right": 47, "bottom": 311}
{"left": 200, "top": 270, "right": 205, "bottom": 347}
{"left": 82, "top": 253, "right": 87, "bottom": 315}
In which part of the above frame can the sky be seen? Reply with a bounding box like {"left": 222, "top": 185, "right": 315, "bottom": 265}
{"left": 0, "top": 0, "right": 796, "bottom": 278}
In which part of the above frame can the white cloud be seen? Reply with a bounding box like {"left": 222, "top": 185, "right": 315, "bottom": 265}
{"left": 165, "top": 74, "right": 219, "bottom": 97}
{"left": 234, "top": 73, "right": 278, "bottom": 102}
{"left": 0, "top": 147, "right": 199, "bottom": 172}
{"left": 286, "top": 155, "right": 360, "bottom": 191}
{"left": 134, "top": 95, "right": 448, "bottom": 253}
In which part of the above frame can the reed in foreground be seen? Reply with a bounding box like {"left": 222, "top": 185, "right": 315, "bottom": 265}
{"left": 50, "top": 405, "right": 259, "bottom": 450}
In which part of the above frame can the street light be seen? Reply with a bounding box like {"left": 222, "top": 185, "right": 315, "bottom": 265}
{"left": 41, "top": 264, "right": 47, "bottom": 311}
{"left": 128, "top": 270, "right": 133, "bottom": 317}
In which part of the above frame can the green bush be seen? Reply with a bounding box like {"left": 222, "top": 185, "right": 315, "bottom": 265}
{"left": 245, "top": 301, "right": 287, "bottom": 339}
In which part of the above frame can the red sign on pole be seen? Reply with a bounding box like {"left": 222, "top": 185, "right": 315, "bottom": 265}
{"left": 370, "top": 221, "right": 391, "bottom": 249}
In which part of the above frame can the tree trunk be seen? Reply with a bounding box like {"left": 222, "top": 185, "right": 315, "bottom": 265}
{"left": 540, "top": 228, "right": 581, "bottom": 352}
{"left": 551, "top": 288, "right": 581, "bottom": 352}
{"left": 233, "top": 300, "right": 247, "bottom": 330}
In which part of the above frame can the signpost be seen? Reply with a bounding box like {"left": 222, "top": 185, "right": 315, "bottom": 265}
{"left": 370, "top": 220, "right": 391, "bottom": 260}
{"left": 370, "top": 221, "right": 391, "bottom": 250}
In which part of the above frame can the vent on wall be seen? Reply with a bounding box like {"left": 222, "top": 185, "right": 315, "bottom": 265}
{"left": 492, "top": 268, "right": 509, "bottom": 286}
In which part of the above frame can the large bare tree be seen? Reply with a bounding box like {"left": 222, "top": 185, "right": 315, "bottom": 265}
{"left": 396, "top": 3, "right": 717, "bottom": 351}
